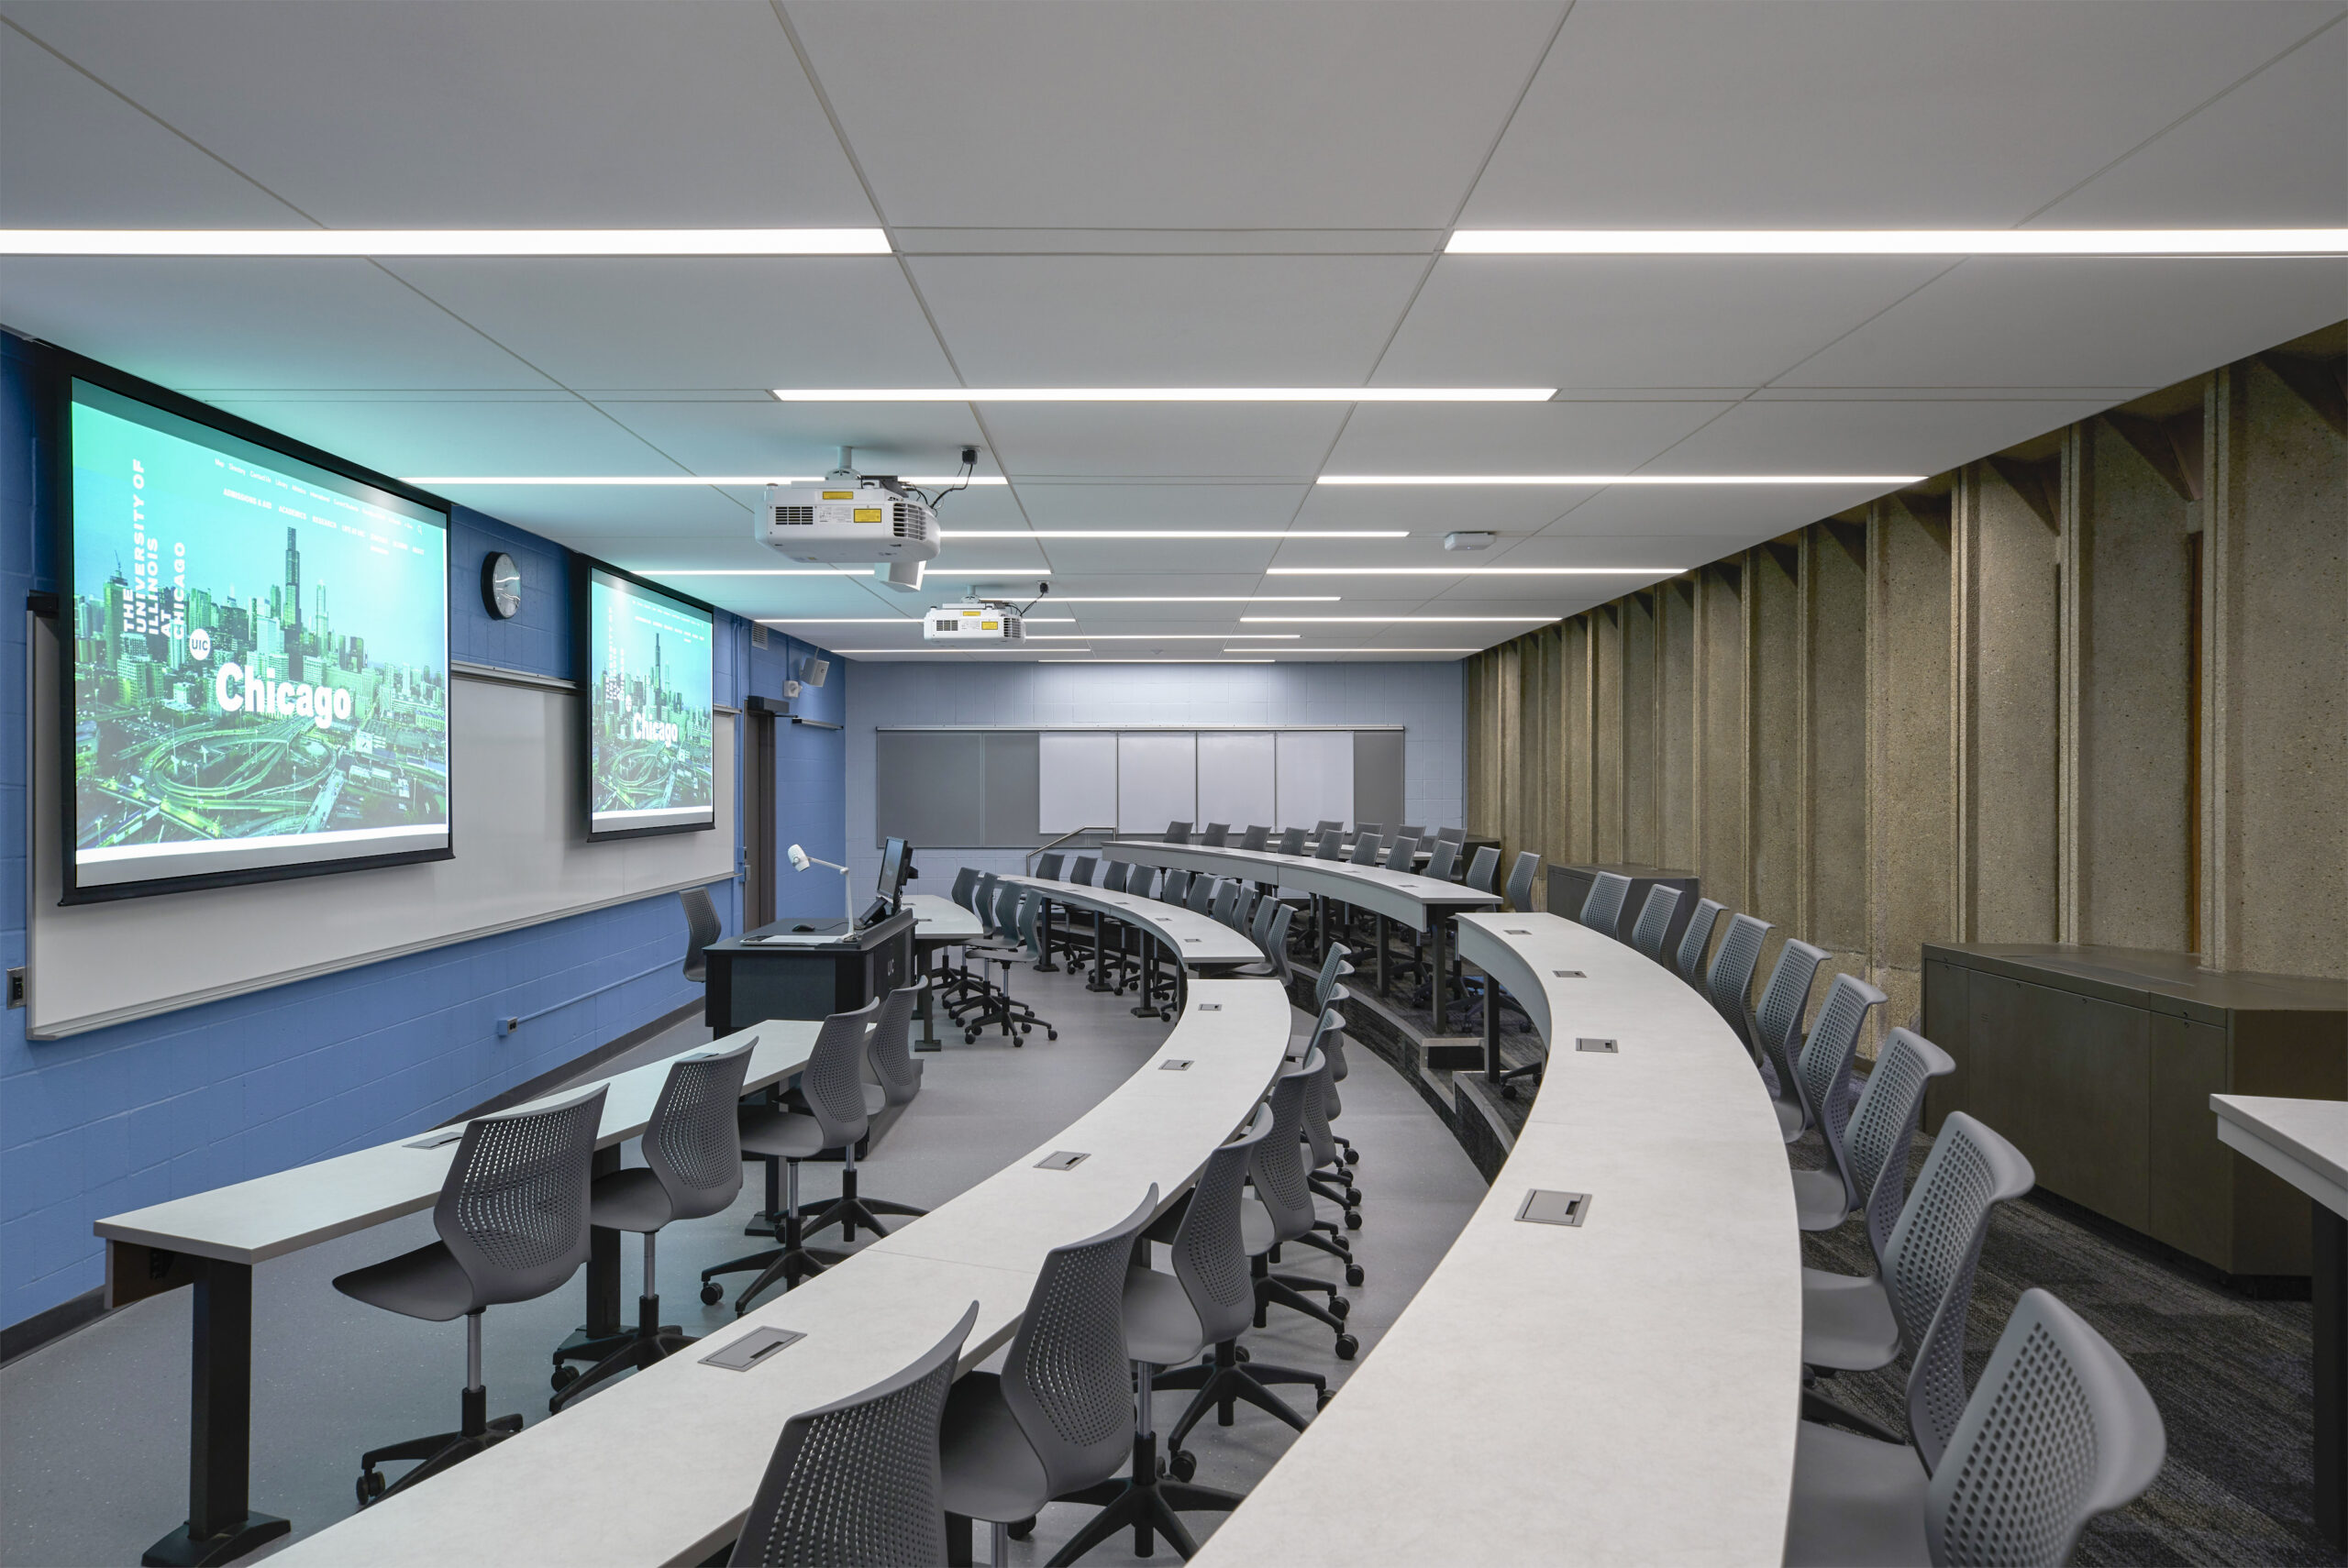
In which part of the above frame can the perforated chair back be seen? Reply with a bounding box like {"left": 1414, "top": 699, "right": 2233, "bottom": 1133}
{"left": 1463, "top": 845, "right": 1500, "bottom": 893}
{"left": 1395, "top": 824, "right": 1424, "bottom": 844}
{"left": 1158, "top": 868, "right": 1191, "bottom": 905}
{"left": 1795, "top": 972, "right": 1884, "bottom": 1194}
{"left": 1846, "top": 1027, "right": 1956, "bottom": 1272}
{"left": 1348, "top": 834, "right": 1383, "bottom": 866}
{"left": 1248, "top": 893, "right": 1279, "bottom": 949}
{"left": 1313, "top": 944, "right": 1355, "bottom": 1010}
{"left": 1211, "top": 880, "right": 1244, "bottom": 928}
{"left": 1354, "top": 823, "right": 1382, "bottom": 839}
{"left": 1924, "top": 1288, "right": 2165, "bottom": 1565}
{"left": 681, "top": 886, "right": 724, "bottom": 984}
{"left": 1436, "top": 824, "right": 1466, "bottom": 845}
{"left": 1255, "top": 903, "right": 1294, "bottom": 983}
{"left": 1185, "top": 876, "right": 1217, "bottom": 916}
{"left": 799, "top": 1000, "right": 880, "bottom": 1153}
{"left": 1752, "top": 937, "right": 1828, "bottom": 1088}
{"left": 1503, "top": 851, "right": 1541, "bottom": 912}
{"left": 1032, "top": 854, "right": 1064, "bottom": 882}
{"left": 1240, "top": 825, "right": 1270, "bottom": 852}
{"left": 641, "top": 1041, "right": 754, "bottom": 1224}
{"left": 1014, "top": 890, "right": 1050, "bottom": 961}
{"left": 1276, "top": 827, "right": 1305, "bottom": 856}
{"left": 728, "top": 1301, "right": 978, "bottom": 1568}
{"left": 1704, "top": 914, "right": 1772, "bottom": 1045}
{"left": 1627, "top": 884, "right": 1680, "bottom": 961}
{"left": 1675, "top": 897, "right": 1724, "bottom": 984}
{"left": 1313, "top": 831, "right": 1344, "bottom": 860}
{"left": 434, "top": 1086, "right": 607, "bottom": 1309}
{"left": 987, "top": 878, "right": 1020, "bottom": 938}
{"left": 1383, "top": 836, "right": 1419, "bottom": 872}
{"left": 1123, "top": 864, "right": 1156, "bottom": 900}
{"left": 1170, "top": 1107, "right": 1274, "bottom": 1346}
{"left": 1314, "top": 820, "right": 1343, "bottom": 836}
{"left": 1247, "top": 1055, "right": 1321, "bottom": 1249}
{"left": 1313, "top": 1001, "right": 1351, "bottom": 1100}
{"left": 867, "top": 982, "right": 926, "bottom": 1110}
{"left": 1300, "top": 1040, "right": 1343, "bottom": 1169}
{"left": 1884, "top": 1111, "right": 2036, "bottom": 1470}
{"left": 1163, "top": 821, "right": 1192, "bottom": 845}
{"left": 1099, "top": 860, "right": 1130, "bottom": 894}
{"left": 1201, "top": 823, "right": 1230, "bottom": 847}
{"left": 1423, "top": 838, "right": 1460, "bottom": 882}
{"left": 951, "top": 867, "right": 981, "bottom": 910}
{"left": 1578, "top": 871, "right": 1633, "bottom": 938}
{"left": 1001, "top": 1187, "right": 1160, "bottom": 1496}
{"left": 1069, "top": 856, "right": 1099, "bottom": 887}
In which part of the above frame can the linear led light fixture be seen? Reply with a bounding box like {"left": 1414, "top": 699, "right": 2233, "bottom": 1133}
{"left": 644, "top": 568, "right": 1049, "bottom": 578}
{"left": 941, "top": 529, "right": 1406, "bottom": 539}
{"left": 3, "top": 228, "right": 892, "bottom": 256}
{"left": 753, "top": 616, "right": 1076, "bottom": 624}
{"left": 405, "top": 475, "right": 1006, "bottom": 487}
{"left": 1026, "top": 633, "right": 1301, "bottom": 641}
{"left": 1044, "top": 658, "right": 1276, "bottom": 665}
{"left": 1266, "top": 566, "right": 1671, "bottom": 576}
{"left": 771, "top": 387, "right": 1554, "bottom": 403}
{"left": 1445, "top": 228, "right": 2348, "bottom": 256}
{"left": 1315, "top": 473, "right": 1922, "bottom": 486}
{"left": 828, "top": 646, "right": 1082, "bottom": 655}
{"left": 1037, "top": 595, "right": 1341, "bottom": 604}
{"left": 1241, "top": 615, "right": 1555, "bottom": 624}
{"left": 1241, "top": 647, "right": 1480, "bottom": 654}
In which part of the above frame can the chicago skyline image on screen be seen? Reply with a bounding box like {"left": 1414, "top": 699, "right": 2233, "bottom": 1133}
{"left": 67, "top": 380, "right": 450, "bottom": 894}
{"left": 588, "top": 568, "right": 714, "bottom": 834}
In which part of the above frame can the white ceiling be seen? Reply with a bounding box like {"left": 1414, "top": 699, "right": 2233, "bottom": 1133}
{"left": 3, "top": 0, "right": 2342, "bottom": 663}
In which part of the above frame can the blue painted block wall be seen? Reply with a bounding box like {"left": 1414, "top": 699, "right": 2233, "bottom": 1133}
{"left": 0, "top": 333, "right": 838, "bottom": 1331}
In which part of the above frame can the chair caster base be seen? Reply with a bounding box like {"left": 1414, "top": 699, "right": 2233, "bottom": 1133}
{"left": 1335, "top": 1333, "right": 1358, "bottom": 1360}
{"left": 1345, "top": 1264, "right": 1365, "bottom": 1287}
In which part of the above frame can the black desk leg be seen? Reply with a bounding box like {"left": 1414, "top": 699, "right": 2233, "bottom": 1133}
{"left": 916, "top": 955, "right": 942, "bottom": 1051}
{"left": 556, "top": 1145, "right": 626, "bottom": 1365}
{"left": 1431, "top": 919, "right": 1451, "bottom": 1033}
{"left": 1089, "top": 922, "right": 1112, "bottom": 992}
{"left": 1375, "top": 915, "right": 1390, "bottom": 998}
{"left": 143, "top": 1259, "right": 287, "bottom": 1567}
{"left": 2317, "top": 1204, "right": 2345, "bottom": 1550}
{"left": 1483, "top": 976, "right": 1502, "bottom": 1084}
{"left": 1135, "top": 941, "right": 1162, "bottom": 1019}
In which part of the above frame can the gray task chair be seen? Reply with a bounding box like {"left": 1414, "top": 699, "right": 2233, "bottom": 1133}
{"left": 1750, "top": 939, "right": 1830, "bottom": 1137}
{"left": 1382, "top": 835, "right": 1419, "bottom": 871}
{"left": 337, "top": 1087, "right": 607, "bottom": 1507}
{"left": 1781, "top": 973, "right": 1884, "bottom": 1207}
{"left": 940, "top": 1190, "right": 1158, "bottom": 1568}
{"left": 803, "top": 981, "right": 932, "bottom": 1245}
{"left": 1785, "top": 1288, "right": 2165, "bottom": 1568}
{"left": 1674, "top": 897, "right": 1724, "bottom": 985}
{"left": 728, "top": 1302, "right": 980, "bottom": 1568}
{"left": 1239, "top": 824, "right": 1270, "bottom": 851}
{"left": 1503, "top": 850, "right": 1542, "bottom": 912}
{"left": 1163, "top": 821, "right": 1192, "bottom": 844}
{"left": 1312, "top": 829, "right": 1345, "bottom": 861}
{"left": 1704, "top": 912, "right": 1773, "bottom": 1049}
{"left": 1200, "top": 823, "right": 1231, "bottom": 847}
{"left": 1346, "top": 833, "right": 1383, "bottom": 866}
{"left": 1246, "top": 1053, "right": 1358, "bottom": 1361}
{"left": 1422, "top": 836, "right": 1460, "bottom": 883}
{"left": 1462, "top": 845, "right": 1500, "bottom": 894}
{"left": 1626, "top": 883, "right": 1681, "bottom": 961}
{"left": 701, "top": 1001, "right": 877, "bottom": 1315}
{"left": 1802, "top": 1112, "right": 2036, "bottom": 1466}
{"left": 1801, "top": 1028, "right": 1955, "bottom": 1253}
{"left": 549, "top": 1043, "right": 756, "bottom": 1410}
{"left": 1276, "top": 827, "right": 1306, "bottom": 856}
{"left": 681, "top": 885, "right": 724, "bottom": 983}
{"left": 1578, "top": 870, "right": 1634, "bottom": 939}
{"left": 1185, "top": 876, "right": 1219, "bottom": 917}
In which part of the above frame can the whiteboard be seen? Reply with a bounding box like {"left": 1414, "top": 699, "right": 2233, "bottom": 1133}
{"left": 1037, "top": 732, "right": 1117, "bottom": 834}
{"left": 1116, "top": 732, "right": 1196, "bottom": 835}
{"left": 1276, "top": 730, "right": 1354, "bottom": 832}
{"left": 1196, "top": 731, "right": 1275, "bottom": 831}
{"left": 27, "top": 616, "right": 737, "bottom": 1039}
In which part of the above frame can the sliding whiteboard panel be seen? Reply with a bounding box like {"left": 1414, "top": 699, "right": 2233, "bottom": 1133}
{"left": 1116, "top": 732, "right": 1196, "bottom": 834}
{"left": 1276, "top": 730, "right": 1355, "bottom": 831}
{"left": 1037, "top": 732, "right": 1117, "bottom": 834}
{"left": 27, "top": 617, "right": 736, "bottom": 1038}
{"left": 1196, "top": 731, "right": 1275, "bottom": 831}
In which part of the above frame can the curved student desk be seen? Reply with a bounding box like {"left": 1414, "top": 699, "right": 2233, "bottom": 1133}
{"left": 1104, "top": 840, "right": 1502, "bottom": 1025}
{"left": 1000, "top": 871, "right": 1267, "bottom": 1015}
{"left": 266, "top": 973, "right": 1293, "bottom": 1568}
{"left": 1200, "top": 911, "right": 1804, "bottom": 1567}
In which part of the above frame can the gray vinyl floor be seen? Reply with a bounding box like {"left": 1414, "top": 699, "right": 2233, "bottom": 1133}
{"left": 0, "top": 961, "right": 1490, "bottom": 1568}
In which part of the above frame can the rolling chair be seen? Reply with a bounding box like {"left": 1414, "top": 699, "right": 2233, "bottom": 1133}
{"left": 1703, "top": 912, "right": 1773, "bottom": 1049}
{"left": 548, "top": 1042, "right": 754, "bottom": 1411}
{"left": 1382, "top": 835, "right": 1419, "bottom": 871}
{"left": 1674, "top": 897, "right": 1725, "bottom": 986}
{"left": 1626, "top": 883, "right": 1681, "bottom": 962}
{"left": 1352, "top": 822, "right": 1382, "bottom": 843}
{"left": 1157, "top": 867, "right": 1191, "bottom": 905}
{"left": 1346, "top": 833, "right": 1383, "bottom": 866}
{"left": 680, "top": 885, "right": 723, "bottom": 983}
{"left": 1239, "top": 824, "right": 1270, "bottom": 851}
{"left": 1422, "top": 836, "right": 1460, "bottom": 883}
{"left": 1035, "top": 852, "right": 1066, "bottom": 879}
{"left": 1210, "top": 878, "right": 1246, "bottom": 929}
{"left": 1312, "top": 830, "right": 1344, "bottom": 860}
{"left": 1751, "top": 939, "right": 1830, "bottom": 1135}
{"left": 1461, "top": 845, "right": 1499, "bottom": 893}
{"left": 1163, "top": 821, "right": 1192, "bottom": 844}
{"left": 1502, "top": 850, "right": 1542, "bottom": 911}
{"left": 802, "top": 981, "right": 932, "bottom": 1245}
{"left": 1200, "top": 823, "right": 1231, "bottom": 847}
{"left": 940, "top": 1190, "right": 1160, "bottom": 1568}
{"left": 1246, "top": 1052, "right": 1358, "bottom": 1361}
{"left": 727, "top": 1302, "right": 979, "bottom": 1567}
{"left": 1184, "top": 875, "right": 1219, "bottom": 917}
{"left": 1229, "top": 900, "right": 1294, "bottom": 985}
{"left": 1276, "top": 827, "right": 1305, "bottom": 856}
{"left": 1799, "top": 1027, "right": 1953, "bottom": 1248}
{"left": 1394, "top": 824, "right": 1425, "bottom": 847}
{"left": 337, "top": 1087, "right": 606, "bottom": 1506}
{"left": 1435, "top": 824, "right": 1466, "bottom": 845}
{"left": 1299, "top": 1025, "right": 1365, "bottom": 1243}
{"left": 700, "top": 1001, "right": 876, "bottom": 1315}
{"left": 1784, "top": 1287, "right": 2165, "bottom": 1568}
{"left": 1578, "top": 870, "right": 1633, "bottom": 938}
{"left": 962, "top": 887, "right": 1057, "bottom": 1042}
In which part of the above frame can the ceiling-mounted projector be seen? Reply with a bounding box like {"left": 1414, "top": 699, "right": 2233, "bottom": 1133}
{"left": 922, "top": 600, "right": 1024, "bottom": 643}
{"left": 760, "top": 447, "right": 938, "bottom": 591}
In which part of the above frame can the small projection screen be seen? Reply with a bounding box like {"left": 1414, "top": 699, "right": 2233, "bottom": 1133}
{"left": 581, "top": 561, "right": 716, "bottom": 840}
{"left": 61, "top": 365, "right": 452, "bottom": 901}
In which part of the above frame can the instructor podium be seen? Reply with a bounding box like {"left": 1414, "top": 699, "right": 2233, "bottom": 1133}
{"left": 702, "top": 911, "right": 915, "bottom": 1034}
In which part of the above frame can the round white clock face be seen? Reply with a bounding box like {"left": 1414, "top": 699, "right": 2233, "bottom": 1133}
{"left": 482, "top": 552, "right": 522, "bottom": 619}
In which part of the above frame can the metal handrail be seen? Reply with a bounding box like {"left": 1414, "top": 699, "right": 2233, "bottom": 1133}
{"left": 1024, "top": 826, "right": 1118, "bottom": 873}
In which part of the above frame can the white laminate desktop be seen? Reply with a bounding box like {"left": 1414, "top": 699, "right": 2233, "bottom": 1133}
{"left": 1200, "top": 913, "right": 1803, "bottom": 1568}
{"left": 1104, "top": 839, "right": 1500, "bottom": 932}
{"left": 903, "top": 889, "right": 983, "bottom": 939}
{"left": 1002, "top": 872, "right": 1267, "bottom": 969}
{"left": 266, "top": 977, "right": 1292, "bottom": 1568}
{"left": 2213, "top": 1095, "right": 2348, "bottom": 1218}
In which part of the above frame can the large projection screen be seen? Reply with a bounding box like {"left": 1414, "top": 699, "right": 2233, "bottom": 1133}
{"left": 61, "top": 367, "right": 452, "bottom": 901}
{"left": 582, "top": 562, "right": 717, "bottom": 840}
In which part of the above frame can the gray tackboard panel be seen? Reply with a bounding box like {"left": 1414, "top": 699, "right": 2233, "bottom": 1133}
{"left": 26, "top": 616, "right": 737, "bottom": 1039}
{"left": 982, "top": 731, "right": 1041, "bottom": 846}
{"left": 874, "top": 730, "right": 1040, "bottom": 849}
{"left": 1353, "top": 729, "right": 1405, "bottom": 834}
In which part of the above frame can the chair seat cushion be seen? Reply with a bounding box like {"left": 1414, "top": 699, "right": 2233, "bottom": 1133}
{"left": 1124, "top": 1267, "right": 1207, "bottom": 1368}
{"left": 588, "top": 1165, "right": 675, "bottom": 1234}
{"left": 1801, "top": 1267, "right": 1900, "bottom": 1373}
{"left": 333, "top": 1241, "right": 479, "bottom": 1322}
{"left": 1777, "top": 1096, "right": 1807, "bottom": 1142}
{"left": 938, "top": 1372, "right": 1054, "bottom": 1524}
{"left": 1781, "top": 1420, "right": 1930, "bottom": 1567}
{"left": 1791, "top": 1168, "right": 1853, "bottom": 1232}
{"left": 737, "top": 1107, "right": 831, "bottom": 1160}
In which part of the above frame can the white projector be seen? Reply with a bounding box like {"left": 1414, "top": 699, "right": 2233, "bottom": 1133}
{"left": 922, "top": 601, "right": 1024, "bottom": 644}
{"left": 759, "top": 479, "right": 937, "bottom": 563}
